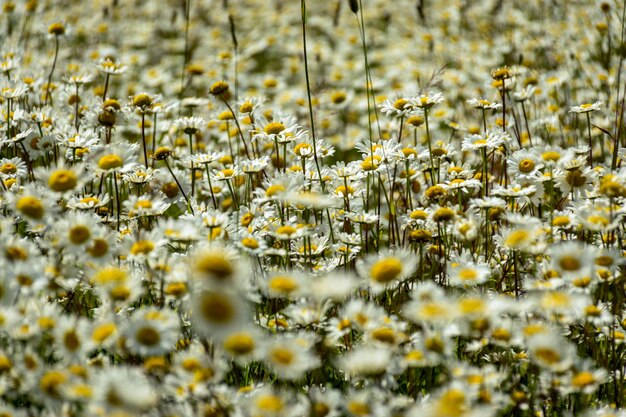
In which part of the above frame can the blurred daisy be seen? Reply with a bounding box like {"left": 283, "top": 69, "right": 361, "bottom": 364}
{"left": 358, "top": 250, "right": 417, "bottom": 294}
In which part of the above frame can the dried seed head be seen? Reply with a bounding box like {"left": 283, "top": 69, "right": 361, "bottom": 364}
{"left": 209, "top": 81, "right": 230, "bottom": 98}
{"left": 348, "top": 0, "right": 359, "bottom": 13}
{"left": 154, "top": 147, "right": 173, "bottom": 161}
{"left": 48, "top": 22, "right": 65, "bottom": 36}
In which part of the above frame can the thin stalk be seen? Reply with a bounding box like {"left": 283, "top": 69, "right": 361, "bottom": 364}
{"left": 102, "top": 73, "right": 110, "bottom": 101}
{"left": 586, "top": 112, "right": 593, "bottom": 167}
{"left": 301, "top": 0, "right": 325, "bottom": 190}
{"left": 357, "top": 0, "right": 382, "bottom": 139}
{"left": 141, "top": 113, "right": 149, "bottom": 168}
{"left": 74, "top": 84, "right": 80, "bottom": 131}
{"left": 226, "top": 179, "right": 239, "bottom": 211}
{"left": 113, "top": 172, "right": 121, "bottom": 231}
{"left": 520, "top": 101, "right": 532, "bottom": 146}
{"left": 500, "top": 79, "right": 506, "bottom": 132}
{"left": 179, "top": 0, "right": 192, "bottom": 103}
{"left": 228, "top": 13, "right": 239, "bottom": 102}
{"left": 223, "top": 100, "right": 251, "bottom": 158}
{"left": 205, "top": 164, "right": 218, "bottom": 209}
{"left": 151, "top": 113, "right": 158, "bottom": 169}
{"left": 188, "top": 133, "right": 195, "bottom": 197}
{"left": 44, "top": 35, "right": 60, "bottom": 106}
{"left": 424, "top": 110, "right": 435, "bottom": 186}
{"left": 164, "top": 158, "right": 193, "bottom": 215}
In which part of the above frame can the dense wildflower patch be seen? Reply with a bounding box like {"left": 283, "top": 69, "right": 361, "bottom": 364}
{"left": 0, "top": 1, "right": 626, "bottom": 417}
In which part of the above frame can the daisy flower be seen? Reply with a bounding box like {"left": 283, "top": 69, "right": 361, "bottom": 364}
{"left": 123, "top": 309, "right": 179, "bottom": 357}
{"left": 91, "top": 367, "right": 157, "bottom": 414}
{"left": 358, "top": 250, "right": 418, "bottom": 294}
{"left": 263, "top": 334, "right": 320, "bottom": 380}
{"left": 568, "top": 100, "right": 603, "bottom": 113}
{"left": 447, "top": 257, "right": 491, "bottom": 287}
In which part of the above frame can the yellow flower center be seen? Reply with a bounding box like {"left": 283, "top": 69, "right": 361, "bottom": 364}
{"left": 199, "top": 292, "right": 235, "bottom": 324}
{"left": 596, "top": 255, "right": 614, "bottom": 267}
{"left": 347, "top": 402, "right": 370, "bottom": 417}
{"left": 335, "top": 185, "right": 354, "bottom": 195}
{"left": 361, "top": 155, "right": 382, "bottom": 171}
{"left": 264, "top": 122, "right": 286, "bottom": 135}
{"left": 534, "top": 348, "right": 560, "bottom": 364}
{"left": 48, "top": 169, "right": 78, "bottom": 192}
{"left": 223, "top": 332, "right": 255, "bottom": 355}
{"left": 370, "top": 257, "right": 403, "bottom": 284}
{"left": 542, "top": 151, "right": 561, "bottom": 162}
{"left": 63, "top": 331, "right": 80, "bottom": 351}
{"left": 92, "top": 323, "right": 116, "bottom": 343}
{"left": 293, "top": 143, "right": 312, "bottom": 155}
{"left": 135, "top": 326, "right": 160, "bottom": 346}
{"left": 559, "top": 256, "right": 581, "bottom": 271}
{"left": 48, "top": 22, "right": 65, "bottom": 35}
{"left": 331, "top": 91, "right": 347, "bottom": 104}
{"left": 518, "top": 159, "right": 535, "bottom": 173}
{"left": 98, "top": 154, "right": 123, "bottom": 170}
{"left": 16, "top": 196, "right": 44, "bottom": 219}
{"left": 572, "top": 371, "right": 595, "bottom": 388}
{"left": 132, "top": 93, "right": 153, "bottom": 108}
{"left": 435, "top": 389, "right": 466, "bottom": 417}
{"left": 0, "top": 162, "right": 16, "bottom": 174}
{"left": 241, "top": 237, "right": 259, "bottom": 249}
{"left": 40, "top": 371, "right": 66, "bottom": 397}
{"left": 371, "top": 327, "right": 396, "bottom": 344}
{"left": 409, "top": 210, "right": 427, "bottom": 221}
{"left": 134, "top": 200, "right": 152, "bottom": 209}
{"left": 270, "top": 347, "right": 294, "bottom": 365}
{"left": 268, "top": 275, "right": 298, "bottom": 294}
{"left": 504, "top": 229, "right": 530, "bottom": 249}
{"left": 69, "top": 225, "right": 90, "bottom": 245}
{"left": 393, "top": 98, "right": 409, "bottom": 110}
{"left": 164, "top": 282, "right": 187, "bottom": 297}
{"left": 566, "top": 170, "right": 586, "bottom": 187}
{"left": 458, "top": 268, "right": 478, "bottom": 281}
{"left": 6, "top": 246, "right": 27, "bottom": 261}
{"left": 552, "top": 216, "right": 570, "bottom": 227}
{"left": 195, "top": 253, "right": 234, "bottom": 281}
{"left": 402, "top": 148, "right": 417, "bottom": 158}
{"left": 266, "top": 184, "right": 286, "bottom": 197}
{"left": 256, "top": 395, "right": 284, "bottom": 413}
{"left": 276, "top": 225, "right": 297, "bottom": 236}
{"left": 91, "top": 267, "right": 127, "bottom": 285}
{"left": 433, "top": 207, "right": 455, "bottom": 222}
{"left": 131, "top": 240, "right": 155, "bottom": 255}
{"left": 80, "top": 196, "right": 100, "bottom": 205}
{"left": 492, "top": 328, "right": 511, "bottom": 341}
{"left": 87, "top": 239, "right": 109, "bottom": 258}
{"left": 241, "top": 212, "right": 254, "bottom": 226}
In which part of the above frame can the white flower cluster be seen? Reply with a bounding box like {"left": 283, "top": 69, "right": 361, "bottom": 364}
{"left": 0, "top": 1, "right": 624, "bottom": 417}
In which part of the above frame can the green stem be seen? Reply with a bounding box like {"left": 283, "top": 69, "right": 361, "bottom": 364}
{"left": 301, "top": 0, "right": 325, "bottom": 191}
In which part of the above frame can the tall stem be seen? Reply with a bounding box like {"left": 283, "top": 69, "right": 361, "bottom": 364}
{"left": 141, "top": 113, "right": 149, "bottom": 168}
{"left": 301, "top": 0, "right": 325, "bottom": 191}
{"left": 500, "top": 79, "right": 506, "bottom": 131}
{"left": 74, "top": 84, "right": 80, "bottom": 131}
{"left": 102, "top": 73, "right": 110, "bottom": 101}
{"left": 188, "top": 133, "right": 195, "bottom": 197}
{"left": 165, "top": 158, "right": 193, "bottom": 215}
{"left": 44, "top": 35, "right": 60, "bottom": 106}
{"left": 424, "top": 110, "right": 435, "bottom": 186}
{"left": 179, "top": 0, "right": 191, "bottom": 103}
{"left": 586, "top": 112, "right": 593, "bottom": 167}
{"left": 223, "top": 100, "right": 250, "bottom": 158}
{"left": 113, "top": 172, "right": 121, "bottom": 231}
